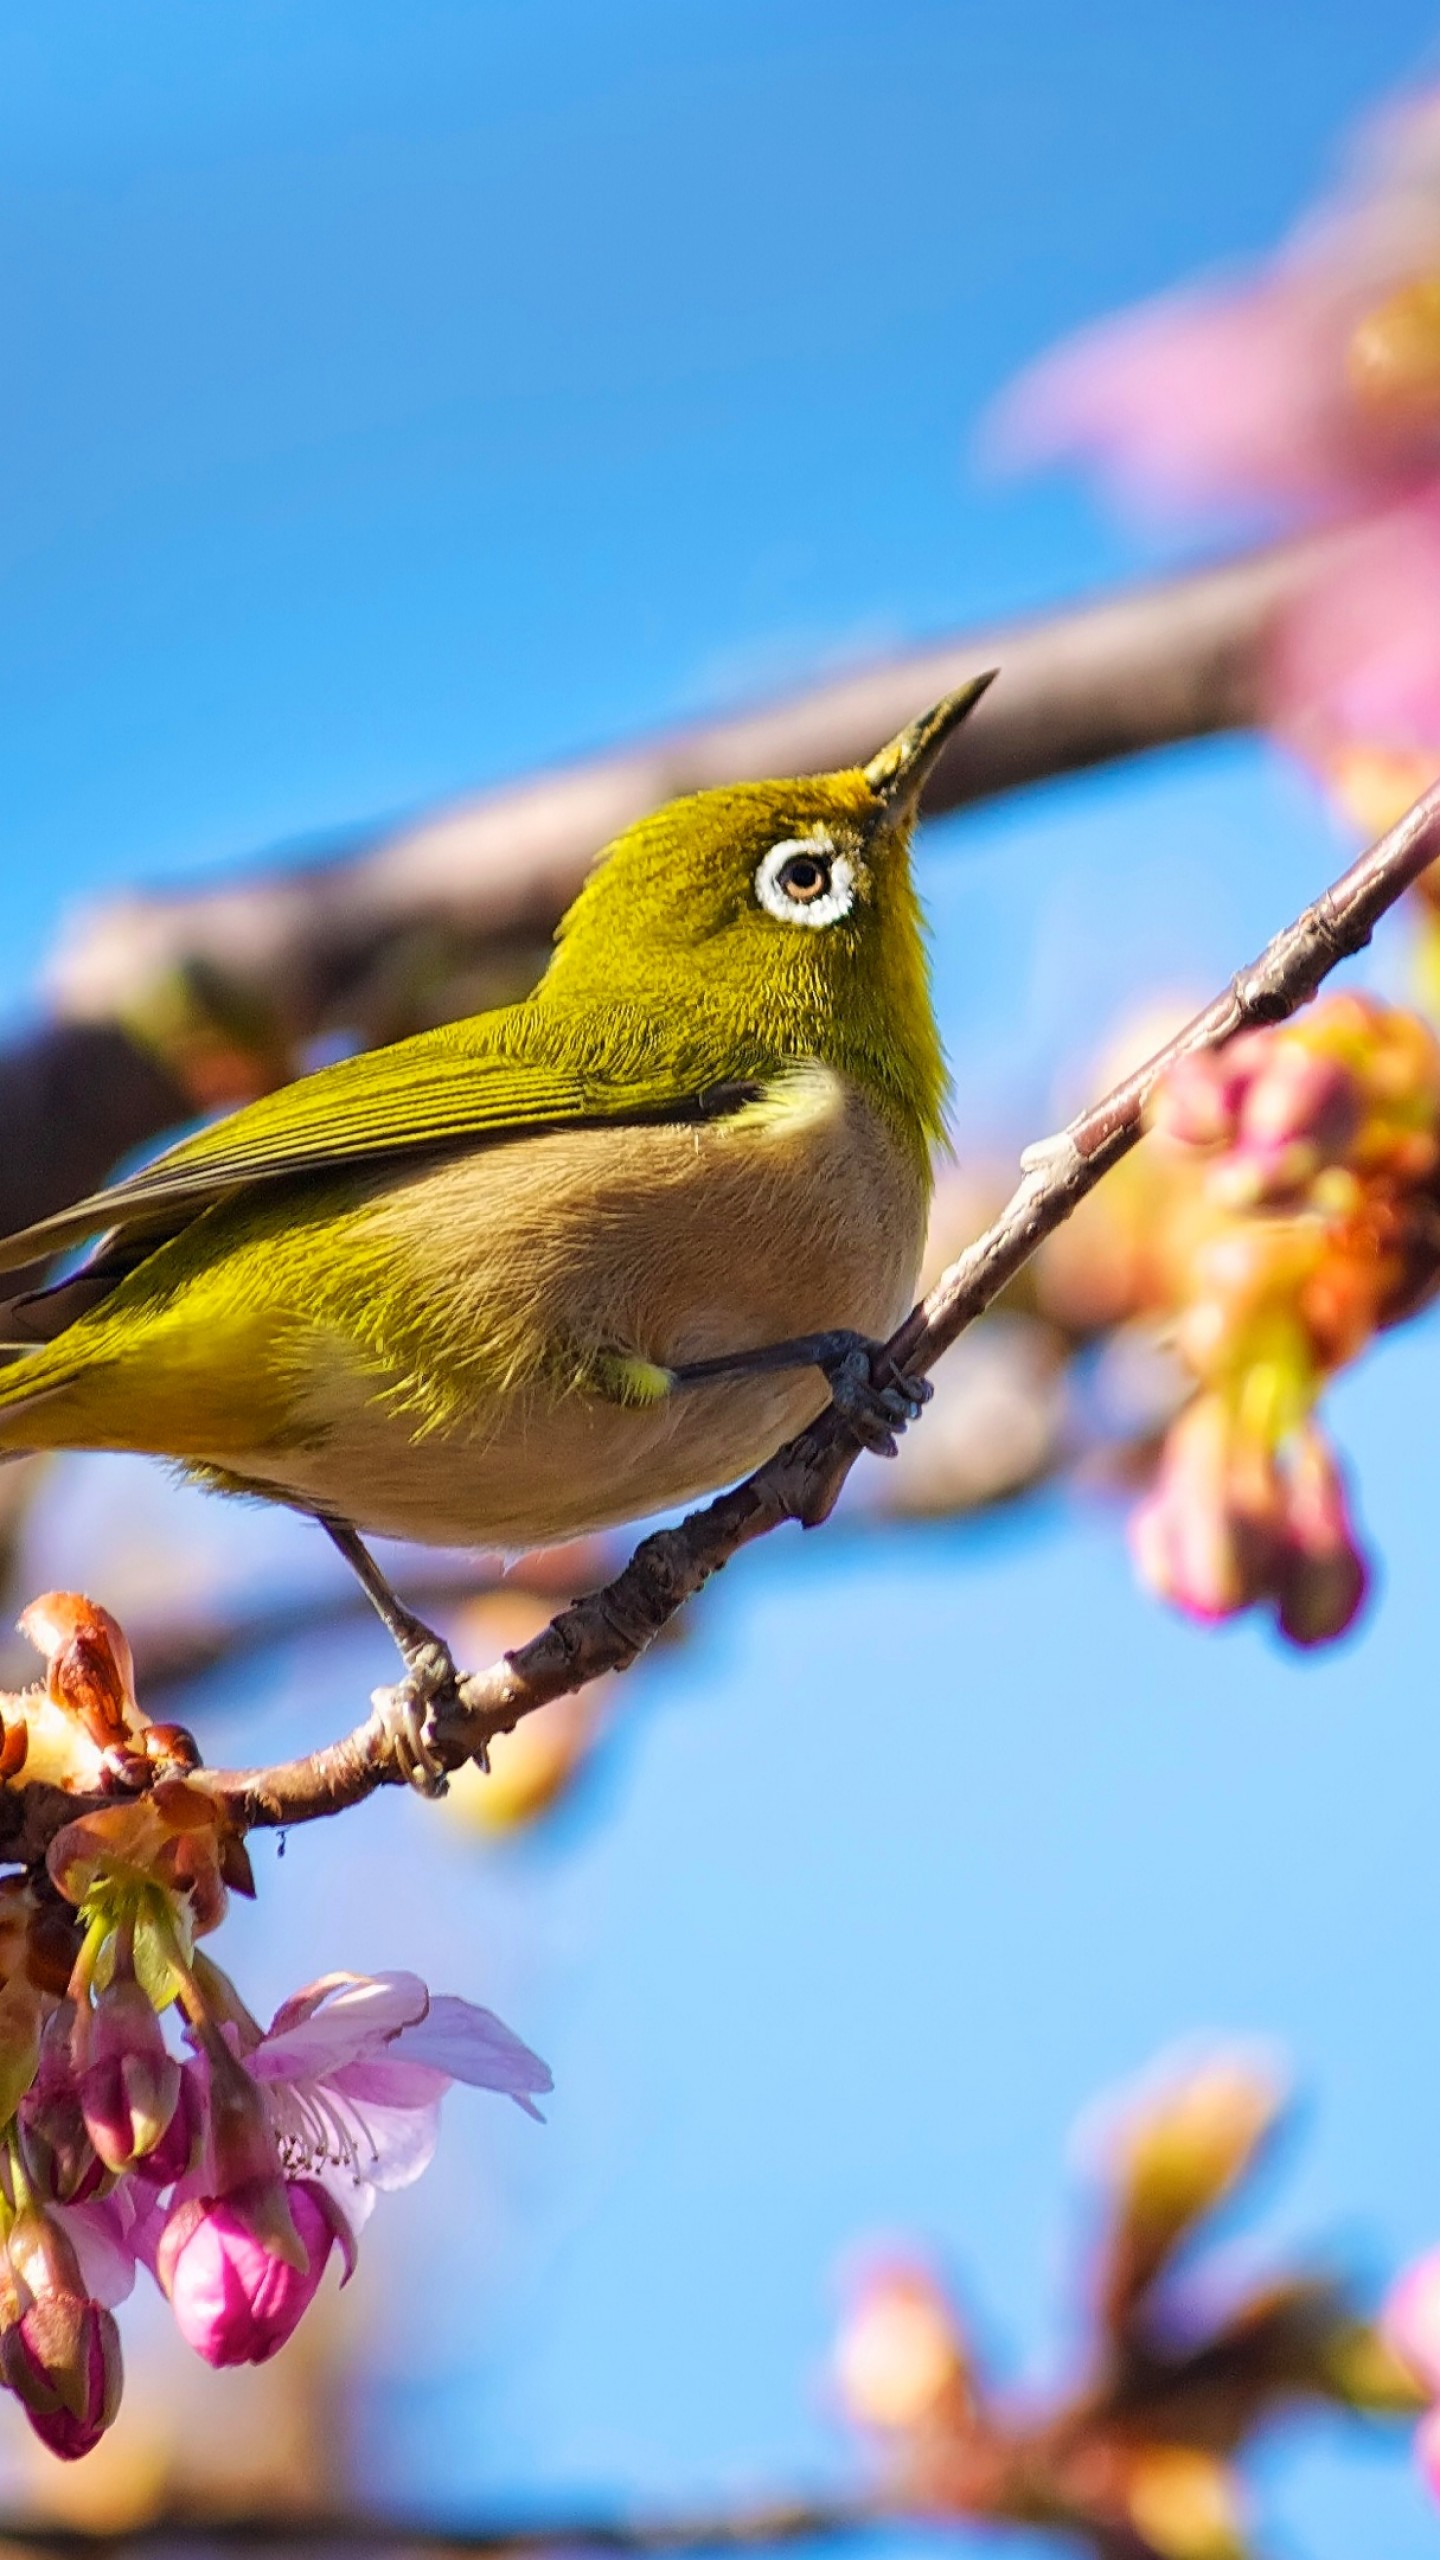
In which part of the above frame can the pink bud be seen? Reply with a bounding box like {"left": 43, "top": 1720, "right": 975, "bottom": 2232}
{"left": 1150, "top": 1050, "right": 1250, "bottom": 1149}
{"left": 133, "top": 2058, "right": 205, "bottom": 2190}
{"left": 1129, "top": 1397, "right": 1283, "bottom": 1625}
{"left": 21, "top": 2012, "right": 106, "bottom": 2206}
{"left": 1275, "top": 1429, "right": 1371, "bottom": 1647}
{"left": 1239, "top": 1048, "right": 1360, "bottom": 1161}
{"left": 0, "top": 2209, "right": 122, "bottom": 2459}
{"left": 157, "top": 2181, "right": 338, "bottom": 2368}
{"left": 77, "top": 1977, "right": 180, "bottom": 2173}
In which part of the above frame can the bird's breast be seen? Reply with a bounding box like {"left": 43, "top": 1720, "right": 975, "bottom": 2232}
{"left": 228, "top": 1065, "right": 932, "bottom": 1547}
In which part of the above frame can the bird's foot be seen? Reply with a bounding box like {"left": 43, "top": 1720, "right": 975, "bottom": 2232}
{"left": 813, "top": 1330, "right": 933, "bottom": 1458}
{"left": 372, "top": 1635, "right": 466, "bottom": 1798}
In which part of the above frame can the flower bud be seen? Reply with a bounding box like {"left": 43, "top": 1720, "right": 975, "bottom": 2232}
{"left": 1244, "top": 1047, "right": 1356, "bottom": 1148}
{"left": 133, "top": 2057, "right": 205, "bottom": 2190}
{"left": 1124, "top": 2445, "right": 1247, "bottom": 2560}
{"left": 833, "top": 2260, "right": 970, "bottom": 2434}
{"left": 157, "top": 2180, "right": 338, "bottom": 2368}
{"left": 0, "top": 2207, "right": 122, "bottom": 2459}
{"left": 76, "top": 1976, "right": 180, "bottom": 2172}
{"left": 1275, "top": 1428, "right": 1370, "bottom": 1647}
{"left": 1101, "top": 2049, "right": 1285, "bottom": 2311}
{"left": 1149, "top": 1050, "right": 1249, "bottom": 1151}
{"left": 1129, "top": 1395, "right": 1283, "bottom": 1625}
{"left": 19, "top": 2009, "right": 106, "bottom": 2206}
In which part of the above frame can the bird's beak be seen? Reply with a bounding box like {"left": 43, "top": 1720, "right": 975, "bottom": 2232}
{"left": 862, "top": 671, "right": 998, "bottom": 814}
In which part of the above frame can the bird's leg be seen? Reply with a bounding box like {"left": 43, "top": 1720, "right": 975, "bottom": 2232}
{"left": 317, "top": 1516, "right": 460, "bottom": 1796}
{"left": 668, "top": 1329, "right": 932, "bottom": 1459}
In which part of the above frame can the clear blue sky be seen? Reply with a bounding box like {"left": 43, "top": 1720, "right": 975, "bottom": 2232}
{"left": 6, "top": 5, "right": 1440, "bottom": 2552}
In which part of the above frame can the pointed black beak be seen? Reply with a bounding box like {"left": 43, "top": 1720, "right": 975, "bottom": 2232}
{"left": 862, "top": 671, "right": 998, "bottom": 814}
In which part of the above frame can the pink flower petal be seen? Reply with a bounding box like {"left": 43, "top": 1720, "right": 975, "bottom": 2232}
{"left": 329, "top": 2057, "right": 450, "bottom": 2109}
{"left": 304, "top": 2161, "right": 378, "bottom": 2269}
{"left": 394, "top": 1995, "right": 552, "bottom": 2116}
{"left": 331, "top": 2094, "right": 443, "bottom": 2191}
{"left": 256, "top": 1971, "right": 430, "bottom": 2082}
{"left": 991, "top": 274, "right": 1361, "bottom": 521}
{"left": 53, "top": 2196, "right": 139, "bottom": 2309}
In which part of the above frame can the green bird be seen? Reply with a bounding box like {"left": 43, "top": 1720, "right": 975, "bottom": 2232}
{"left": 0, "top": 678, "right": 991, "bottom": 1778}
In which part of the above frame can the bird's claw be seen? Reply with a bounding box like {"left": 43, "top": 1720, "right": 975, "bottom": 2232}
{"left": 818, "top": 1334, "right": 933, "bottom": 1458}
{"left": 372, "top": 1637, "right": 462, "bottom": 1798}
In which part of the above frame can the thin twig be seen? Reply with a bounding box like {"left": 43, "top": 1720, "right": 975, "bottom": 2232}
{"left": 190, "top": 776, "right": 1440, "bottom": 1832}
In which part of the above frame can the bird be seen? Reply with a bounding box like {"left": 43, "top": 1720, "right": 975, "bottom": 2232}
{"left": 0, "top": 676, "right": 993, "bottom": 1782}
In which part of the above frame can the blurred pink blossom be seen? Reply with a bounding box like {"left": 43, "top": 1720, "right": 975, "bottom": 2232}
{"left": 993, "top": 86, "right": 1440, "bottom": 811}
{"left": 995, "top": 90, "right": 1440, "bottom": 522}
{"left": 1129, "top": 1400, "right": 1368, "bottom": 1648}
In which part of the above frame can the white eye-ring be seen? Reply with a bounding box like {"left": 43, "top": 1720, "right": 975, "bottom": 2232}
{"left": 754, "top": 831, "right": 856, "bottom": 929}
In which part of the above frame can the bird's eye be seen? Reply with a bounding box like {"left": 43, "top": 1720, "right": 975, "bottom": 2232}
{"left": 754, "top": 833, "right": 856, "bottom": 929}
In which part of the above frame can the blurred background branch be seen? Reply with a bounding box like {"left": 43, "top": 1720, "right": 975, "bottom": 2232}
{"left": 4, "top": 540, "right": 1317, "bottom": 1269}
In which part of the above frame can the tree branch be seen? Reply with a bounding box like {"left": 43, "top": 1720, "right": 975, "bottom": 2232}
{"left": 7, "top": 538, "right": 1320, "bottom": 1264}
{"left": 190, "top": 774, "right": 1440, "bottom": 1833}
{"left": 0, "top": 2501, "right": 875, "bottom": 2559}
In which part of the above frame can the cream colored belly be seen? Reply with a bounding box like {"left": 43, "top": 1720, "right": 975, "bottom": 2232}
{"left": 216, "top": 1071, "right": 930, "bottom": 1549}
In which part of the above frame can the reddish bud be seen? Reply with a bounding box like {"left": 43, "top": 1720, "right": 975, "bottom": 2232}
{"left": 1275, "top": 1429, "right": 1370, "bottom": 1647}
{"left": 0, "top": 2209, "right": 122, "bottom": 2460}
{"left": 157, "top": 2181, "right": 338, "bottom": 2368}
{"left": 17, "top": 1596, "right": 137, "bottom": 1750}
{"left": 21, "top": 2012, "right": 107, "bottom": 2206}
{"left": 76, "top": 1977, "right": 180, "bottom": 2173}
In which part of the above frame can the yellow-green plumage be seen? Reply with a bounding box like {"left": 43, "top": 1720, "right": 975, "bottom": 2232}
{"left": 0, "top": 696, "right": 978, "bottom": 1552}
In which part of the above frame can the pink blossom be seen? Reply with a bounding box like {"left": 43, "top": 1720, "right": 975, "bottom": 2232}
{"left": 992, "top": 86, "right": 1440, "bottom": 795}
{"left": 157, "top": 2181, "right": 340, "bottom": 2369}
{"left": 247, "top": 1971, "right": 551, "bottom": 2235}
{"left": 993, "top": 91, "right": 1440, "bottom": 524}
{"left": 994, "top": 274, "right": 1366, "bottom": 522}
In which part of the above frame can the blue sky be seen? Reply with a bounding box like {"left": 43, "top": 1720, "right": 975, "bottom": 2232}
{"left": 6, "top": 4, "right": 1440, "bottom": 2551}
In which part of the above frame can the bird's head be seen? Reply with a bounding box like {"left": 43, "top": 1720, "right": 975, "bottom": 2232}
{"left": 542, "top": 674, "right": 996, "bottom": 1145}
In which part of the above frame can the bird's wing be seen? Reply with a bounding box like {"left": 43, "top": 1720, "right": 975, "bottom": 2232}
{"left": 0, "top": 1006, "right": 763, "bottom": 1277}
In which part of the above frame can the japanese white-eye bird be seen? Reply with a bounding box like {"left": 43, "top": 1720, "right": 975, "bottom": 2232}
{"left": 0, "top": 676, "right": 993, "bottom": 1778}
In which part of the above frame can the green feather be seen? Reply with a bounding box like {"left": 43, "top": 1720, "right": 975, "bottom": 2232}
{"left": 0, "top": 1003, "right": 764, "bottom": 1276}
